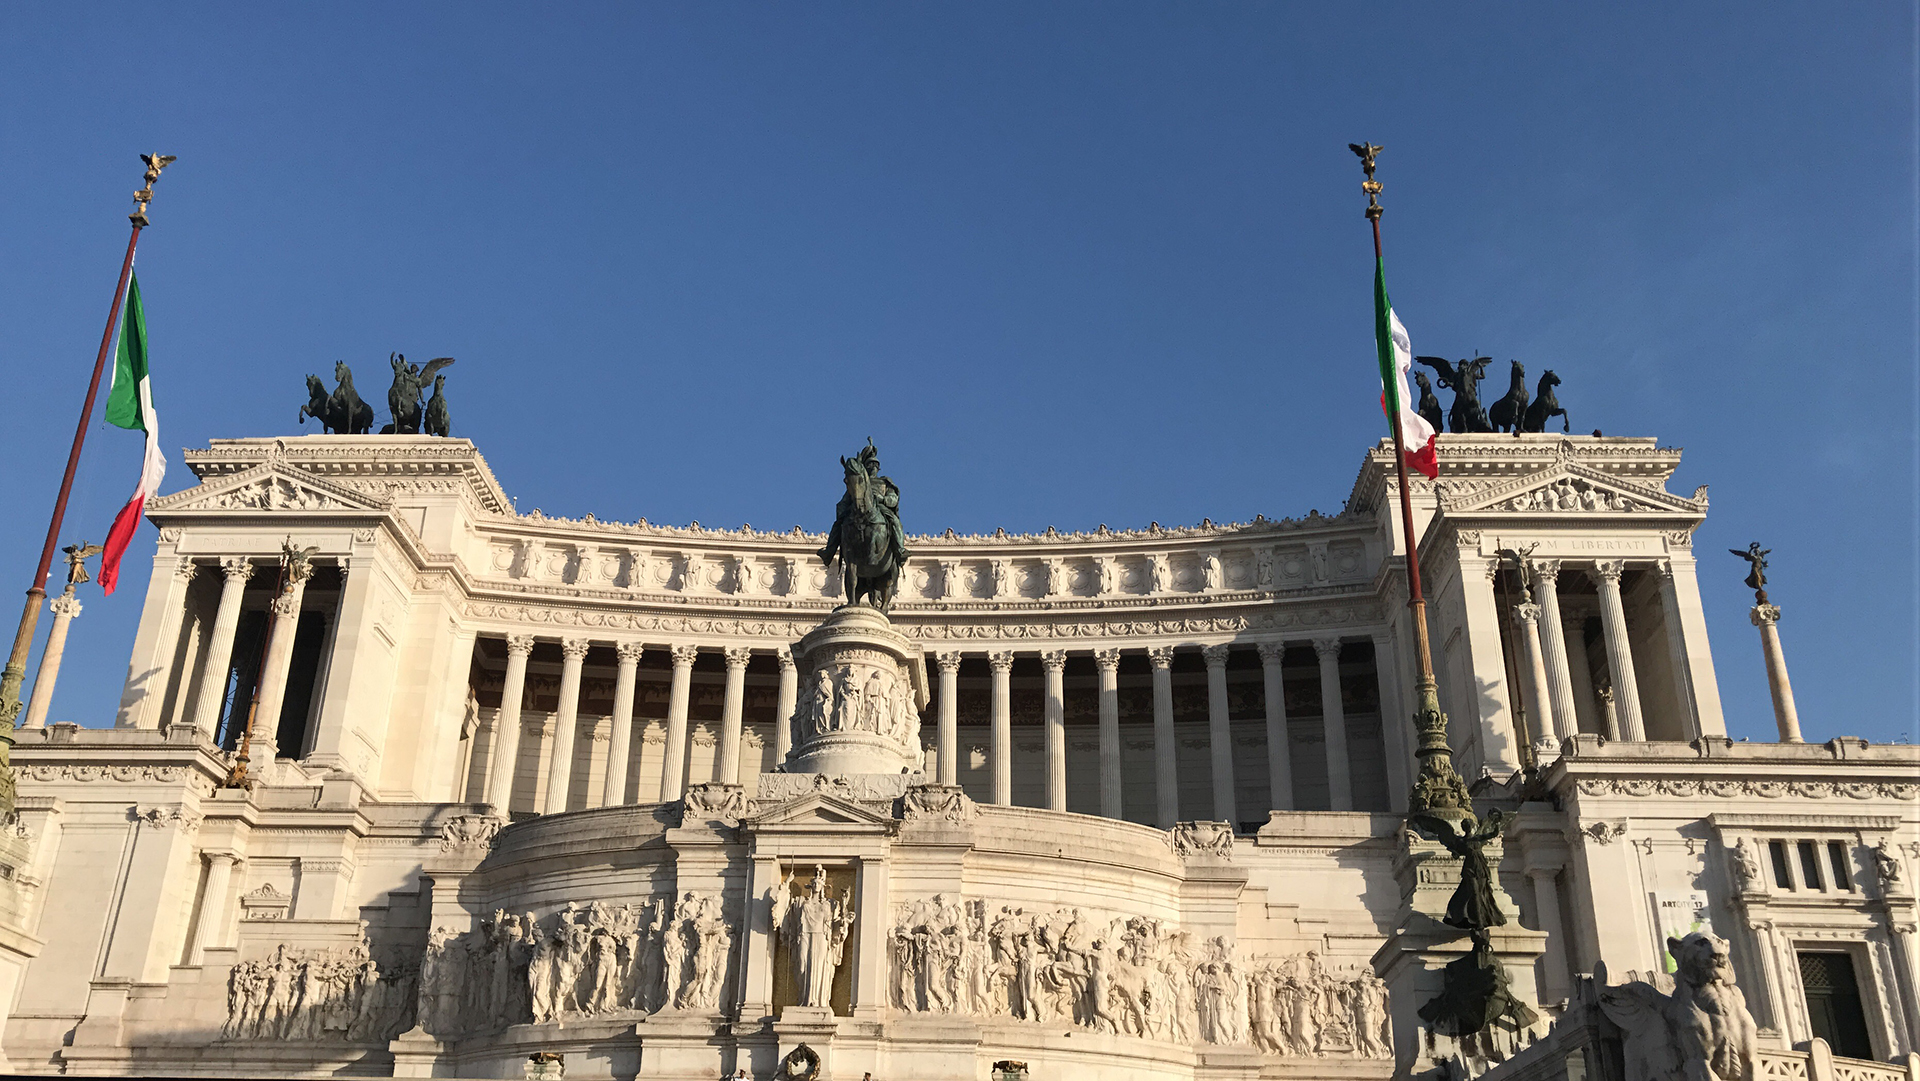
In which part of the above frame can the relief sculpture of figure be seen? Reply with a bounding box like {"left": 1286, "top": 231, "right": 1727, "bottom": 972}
{"left": 773, "top": 866, "right": 855, "bottom": 1009}
{"left": 818, "top": 439, "right": 909, "bottom": 610}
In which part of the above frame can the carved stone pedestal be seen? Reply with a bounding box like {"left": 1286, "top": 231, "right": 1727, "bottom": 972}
{"left": 388, "top": 1026, "right": 445, "bottom": 1078}
{"left": 787, "top": 605, "right": 928, "bottom": 777}
{"left": 773, "top": 1007, "right": 839, "bottom": 1078}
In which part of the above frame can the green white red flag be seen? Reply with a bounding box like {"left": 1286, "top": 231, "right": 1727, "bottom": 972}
{"left": 1373, "top": 256, "right": 1438, "bottom": 479}
{"left": 99, "top": 271, "right": 163, "bottom": 595}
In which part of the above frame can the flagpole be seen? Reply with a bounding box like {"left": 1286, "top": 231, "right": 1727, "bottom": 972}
{"left": 0, "top": 155, "right": 174, "bottom": 817}
{"left": 1351, "top": 143, "right": 1472, "bottom": 822}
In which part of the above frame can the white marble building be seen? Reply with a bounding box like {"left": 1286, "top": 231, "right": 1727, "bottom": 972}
{"left": 1, "top": 433, "right": 1912, "bottom": 1080}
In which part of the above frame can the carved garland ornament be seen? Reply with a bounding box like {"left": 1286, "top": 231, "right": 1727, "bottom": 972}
{"left": 1574, "top": 778, "right": 1915, "bottom": 801}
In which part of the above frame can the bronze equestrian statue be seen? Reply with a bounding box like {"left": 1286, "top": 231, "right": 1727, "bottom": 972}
{"left": 1520, "top": 369, "right": 1568, "bottom": 433}
{"left": 1488, "top": 360, "right": 1529, "bottom": 434}
{"left": 818, "top": 440, "right": 910, "bottom": 611}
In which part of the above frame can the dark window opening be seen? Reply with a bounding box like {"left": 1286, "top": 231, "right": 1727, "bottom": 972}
{"left": 1826, "top": 842, "right": 1852, "bottom": 892}
{"left": 1798, "top": 841, "right": 1825, "bottom": 891}
{"left": 276, "top": 610, "right": 329, "bottom": 759}
{"left": 1797, "top": 951, "right": 1874, "bottom": 1060}
{"left": 1769, "top": 841, "right": 1795, "bottom": 890}
{"left": 215, "top": 610, "right": 270, "bottom": 752}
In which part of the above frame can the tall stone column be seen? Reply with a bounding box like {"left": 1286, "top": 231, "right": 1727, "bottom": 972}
{"left": 718, "top": 646, "right": 751, "bottom": 785}
{"left": 1041, "top": 650, "right": 1067, "bottom": 812}
{"left": 1369, "top": 631, "right": 1410, "bottom": 813}
{"left": 774, "top": 647, "right": 798, "bottom": 770}
{"left": 988, "top": 651, "right": 1013, "bottom": 806}
{"left": 1257, "top": 642, "right": 1292, "bottom": 812}
{"left": 1655, "top": 561, "right": 1700, "bottom": 736}
{"left": 1149, "top": 646, "right": 1178, "bottom": 828}
{"left": 933, "top": 651, "right": 960, "bottom": 787}
{"left": 603, "top": 642, "right": 642, "bottom": 806}
{"left": 1312, "top": 638, "right": 1353, "bottom": 811}
{"left": 116, "top": 555, "right": 199, "bottom": 728}
{"left": 187, "top": 557, "right": 255, "bottom": 737}
{"left": 1588, "top": 561, "right": 1646, "bottom": 741}
{"left": 240, "top": 563, "right": 315, "bottom": 762}
{"left": 1529, "top": 867, "right": 1571, "bottom": 1004}
{"left": 1530, "top": 560, "right": 1581, "bottom": 743}
{"left": 543, "top": 638, "right": 590, "bottom": 814}
{"left": 21, "top": 594, "right": 82, "bottom": 730}
{"left": 1514, "top": 603, "right": 1562, "bottom": 747}
{"left": 1202, "top": 645, "right": 1237, "bottom": 825}
{"left": 660, "top": 644, "right": 698, "bottom": 801}
{"left": 1560, "top": 603, "right": 1601, "bottom": 735}
{"left": 189, "top": 851, "right": 238, "bottom": 964}
{"left": 486, "top": 635, "right": 535, "bottom": 812}
{"left": 1750, "top": 605, "right": 1802, "bottom": 743}
{"left": 1094, "top": 648, "right": 1121, "bottom": 819}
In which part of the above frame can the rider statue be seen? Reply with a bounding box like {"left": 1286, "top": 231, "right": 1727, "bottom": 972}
{"left": 818, "top": 439, "right": 911, "bottom": 608}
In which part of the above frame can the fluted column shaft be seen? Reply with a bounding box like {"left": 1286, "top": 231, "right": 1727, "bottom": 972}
{"left": 189, "top": 852, "right": 238, "bottom": 963}
{"left": 1042, "top": 651, "right": 1067, "bottom": 812}
{"left": 775, "top": 648, "right": 798, "bottom": 768}
{"left": 486, "top": 635, "right": 535, "bottom": 812}
{"left": 245, "top": 569, "right": 314, "bottom": 762}
{"left": 1531, "top": 561, "right": 1581, "bottom": 742}
{"left": 988, "top": 651, "right": 1013, "bottom": 806}
{"left": 1202, "top": 645, "right": 1237, "bottom": 826}
{"left": 188, "top": 558, "right": 256, "bottom": 736}
{"left": 1560, "top": 606, "right": 1600, "bottom": 735}
{"left": 660, "top": 644, "right": 698, "bottom": 800}
{"left": 22, "top": 594, "right": 82, "bottom": 730}
{"left": 1655, "top": 561, "right": 1700, "bottom": 736}
{"left": 1589, "top": 561, "right": 1646, "bottom": 741}
{"left": 1313, "top": 638, "right": 1352, "bottom": 812}
{"left": 718, "top": 647, "right": 751, "bottom": 785}
{"left": 543, "top": 638, "right": 589, "bottom": 814}
{"left": 1094, "top": 649, "right": 1121, "bottom": 819}
{"left": 934, "top": 652, "right": 960, "bottom": 786}
{"left": 1751, "top": 605, "right": 1801, "bottom": 742}
{"left": 1149, "top": 647, "right": 1178, "bottom": 828}
{"left": 1514, "top": 603, "right": 1562, "bottom": 744}
{"left": 603, "top": 642, "right": 642, "bottom": 806}
{"left": 1257, "top": 642, "right": 1292, "bottom": 812}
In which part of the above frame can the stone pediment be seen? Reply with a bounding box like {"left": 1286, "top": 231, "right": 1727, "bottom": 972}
{"left": 744, "top": 791, "right": 898, "bottom": 833}
{"left": 149, "top": 461, "right": 387, "bottom": 516}
{"left": 1445, "top": 459, "right": 1704, "bottom": 517}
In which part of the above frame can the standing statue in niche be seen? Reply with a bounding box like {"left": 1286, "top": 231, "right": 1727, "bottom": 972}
{"left": 1417, "top": 355, "right": 1494, "bottom": 433}
{"left": 818, "top": 439, "right": 910, "bottom": 610}
{"left": 772, "top": 865, "right": 855, "bottom": 1009}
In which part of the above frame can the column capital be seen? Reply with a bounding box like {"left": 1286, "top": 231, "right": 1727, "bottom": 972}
{"left": 505, "top": 634, "right": 537, "bottom": 658}
{"left": 1256, "top": 640, "right": 1286, "bottom": 665}
{"left": 1529, "top": 557, "right": 1563, "bottom": 582}
{"left": 1201, "top": 643, "right": 1230, "bottom": 668}
{"left": 616, "top": 640, "right": 646, "bottom": 664}
{"left": 204, "top": 850, "right": 240, "bottom": 867}
{"left": 987, "top": 650, "right": 1015, "bottom": 673}
{"left": 1750, "top": 604, "right": 1782, "bottom": 627}
{"left": 48, "top": 595, "right": 82, "bottom": 619}
{"left": 933, "top": 650, "right": 962, "bottom": 673}
{"left": 1311, "top": 637, "right": 1343, "bottom": 660}
{"left": 1147, "top": 645, "right": 1176, "bottom": 669}
{"left": 219, "top": 556, "right": 256, "bottom": 582}
{"left": 1040, "top": 649, "right": 1067, "bottom": 671}
{"left": 561, "top": 637, "right": 592, "bottom": 660}
{"left": 1514, "top": 602, "right": 1542, "bottom": 625}
{"left": 670, "top": 643, "right": 701, "bottom": 667}
{"left": 269, "top": 593, "right": 301, "bottom": 618}
{"left": 1588, "top": 559, "right": 1627, "bottom": 584}
{"left": 776, "top": 645, "right": 796, "bottom": 670}
{"left": 1526, "top": 865, "right": 1561, "bottom": 883}
{"left": 173, "top": 557, "right": 200, "bottom": 582}
{"left": 724, "top": 645, "right": 753, "bottom": 669}
{"left": 1653, "top": 557, "right": 1678, "bottom": 580}
{"left": 1092, "top": 647, "right": 1120, "bottom": 672}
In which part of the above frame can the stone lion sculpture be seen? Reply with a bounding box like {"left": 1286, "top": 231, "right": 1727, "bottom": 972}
{"left": 1595, "top": 932, "right": 1757, "bottom": 1081}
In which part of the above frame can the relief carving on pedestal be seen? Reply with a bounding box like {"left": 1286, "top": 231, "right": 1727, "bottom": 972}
{"left": 222, "top": 940, "right": 413, "bottom": 1044}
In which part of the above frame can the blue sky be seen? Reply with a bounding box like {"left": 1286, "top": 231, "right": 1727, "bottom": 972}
{"left": 1, "top": 4, "right": 1914, "bottom": 744}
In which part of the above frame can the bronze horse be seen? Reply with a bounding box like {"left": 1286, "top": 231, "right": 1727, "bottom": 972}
{"left": 1489, "top": 360, "right": 1529, "bottom": 434}
{"left": 327, "top": 361, "right": 376, "bottom": 434}
{"left": 828, "top": 456, "right": 901, "bottom": 609}
{"left": 297, "top": 375, "right": 334, "bottom": 432}
{"left": 1521, "top": 370, "right": 1568, "bottom": 433}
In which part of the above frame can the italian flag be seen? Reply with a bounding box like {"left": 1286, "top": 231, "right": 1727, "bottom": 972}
{"left": 99, "top": 272, "right": 164, "bottom": 596}
{"left": 1373, "top": 257, "right": 1438, "bottom": 479}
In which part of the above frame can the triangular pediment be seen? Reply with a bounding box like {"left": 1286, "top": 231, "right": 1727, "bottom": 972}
{"left": 150, "top": 461, "right": 386, "bottom": 516}
{"left": 1447, "top": 458, "right": 1703, "bottom": 517}
{"left": 745, "top": 791, "right": 898, "bottom": 831}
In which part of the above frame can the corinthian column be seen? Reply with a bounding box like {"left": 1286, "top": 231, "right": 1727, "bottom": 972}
{"left": 718, "top": 646, "right": 752, "bottom": 785}
{"left": 1094, "top": 648, "right": 1121, "bottom": 819}
{"left": 187, "top": 558, "right": 255, "bottom": 737}
{"left": 1750, "top": 605, "right": 1802, "bottom": 743}
{"left": 486, "top": 634, "right": 535, "bottom": 812}
{"left": 933, "top": 651, "right": 960, "bottom": 786}
{"left": 1588, "top": 561, "right": 1646, "bottom": 741}
{"left": 1149, "top": 646, "right": 1178, "bottom": 828}
{"left": 543, "top": 637, "right": 590, "bottom": 814}
{"left": 1313, "top": 638, "right": 1352, "bottom": 811}
{"left": 241, "top": 558, "right": 316, "bottom": 762}
{"left": 603, "top": 641, "right": 642, "bottom": 806}
{"left": 1514, "top": 602, "right": 1562, "bottom": 749}
{"left": 21, "top": 593, "right": 83, "bottom": 730}
{"left": 1257, "top": 642, "right": 1292, "bottom": 812}
{"left": 775, "top": 647, "right": 798, "bottom": 768}
{"left": 1202, "top": 645, "right": 1237, "bottom": 825}
{"left": 988, "top": 651, "right": 1013, "bottom": 806}
{"left": 1041, "top": 650, "right": 1067, "bottom": 812}
{"left": 660, "top": 644, "right": 698, "bottom": 801}
{"left": 1530, "top": 560, "right": 1580, "bottom": 743}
